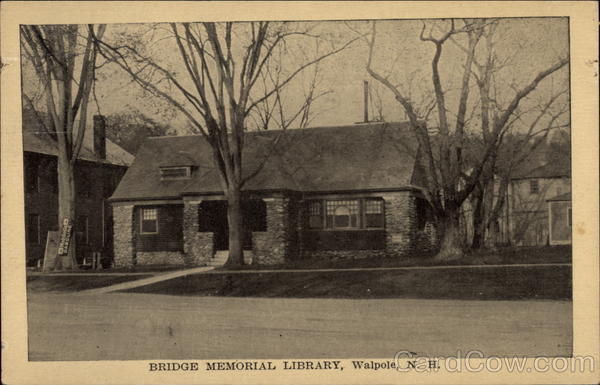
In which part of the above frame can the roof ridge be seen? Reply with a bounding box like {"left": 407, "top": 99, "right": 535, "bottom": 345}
{"left": 147, "top": 121, "right": 411, "bottom": 140}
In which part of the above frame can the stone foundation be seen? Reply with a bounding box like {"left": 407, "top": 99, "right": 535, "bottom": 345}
{"left": 183, "top": 201, "right": 213, "bottom": 265}
{"left": 136, "top": 251, "right": 186, "bottom": 265}
{"left": 302, "top": 250, "right": 388, "bottom": 260}
{"left": 113, "top": 205, "right": 134, "bottom": 267}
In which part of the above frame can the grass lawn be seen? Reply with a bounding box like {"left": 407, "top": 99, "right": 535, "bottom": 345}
{"left": 217, "top": 245, "right": 572, "bottom": 271}
{"left": 27, "top": 264, "right": 187, "bottom": 274}
{"left": 123, "top": 265, "right": 571, "bottom": 300}
{"left": 27, "top": 274, "right": 153, "bottom": 293}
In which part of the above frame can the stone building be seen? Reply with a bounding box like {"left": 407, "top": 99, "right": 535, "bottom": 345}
{"left": 23, "top": 110, "right": 133, "bottom": 266}
{"left": 109, "top": 122, "right": 437, "bottom": 266}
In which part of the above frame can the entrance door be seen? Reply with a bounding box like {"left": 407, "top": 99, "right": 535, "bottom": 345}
{"left": 242, "top": 199, "right": 266, "bottom": 250}
{"left": 199, "top": 199, "right": 267, "bottom": 251}
{"left": 199, "top": 201, "right": 228, "bottom": 250}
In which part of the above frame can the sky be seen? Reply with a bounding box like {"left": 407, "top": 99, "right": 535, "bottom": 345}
{"left": 22, "top": 17, "right": 570, "bottom": 135}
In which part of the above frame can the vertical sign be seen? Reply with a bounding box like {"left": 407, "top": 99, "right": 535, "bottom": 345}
{"left": 57, "top": 218, "right": 73, "bottom": 256}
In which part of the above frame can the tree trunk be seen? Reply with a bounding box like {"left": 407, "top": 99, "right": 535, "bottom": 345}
{"left": 226, "top": 187, "right": 244, "bottom": 266}
{"left": 435, "top": 210, "right": 463, "bottom": 261}
{"left": 471, "top": 187, "right": 486, "bottom": 250}
{"left": 55, "top": 155, "right": 78, "bottom": 270}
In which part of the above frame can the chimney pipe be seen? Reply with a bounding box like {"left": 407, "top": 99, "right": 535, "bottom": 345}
{"left": 93, "top": 115, "right": 106, "bottom": 160}
{"left": 363, "top": 80, "right": 369, "bottom": 123}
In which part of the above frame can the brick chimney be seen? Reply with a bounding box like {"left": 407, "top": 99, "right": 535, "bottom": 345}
{"left": 93, "top": 115, "right": 106, "bottom": 160}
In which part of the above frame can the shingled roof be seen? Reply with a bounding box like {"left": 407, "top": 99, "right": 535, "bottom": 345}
{"left": 511, "top": 160, "right": 571, "bottom": 180}
{"left": 22, "top": 109, "right": 134, "bottom": 167}
{"left": 110, "top": 122, "right": 424, "bottom": 201}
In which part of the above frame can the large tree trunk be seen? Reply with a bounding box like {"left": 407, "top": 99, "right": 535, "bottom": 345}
{"left": 226, "top": 187, "right": 244, "bottom": 266}
{"left": 54, "top": 155, "right": 78, "bottom": 270}
{"left": 435, "top": 210, "right": 463, "bottom": 261}
{"left": 471, "top": 187, "right": 486, "bottom": 250}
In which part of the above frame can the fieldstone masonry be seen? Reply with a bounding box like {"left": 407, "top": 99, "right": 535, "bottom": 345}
{"left": 253, "top": 197, "right": 292, "bottom": 265}
{"left": 113, "top": 204, "right": 134, "bottom": 267}
{"left": 182, "top": 201, "right": 213, "bottom": 265}
{"left": 136, "top": 251, "right": 186, "bottom": 265}
{"left": 112, "top": 191, "right": 429, "bottom": 266}
{"left": 382, "top": 191, "right": 418, "bottom": 256}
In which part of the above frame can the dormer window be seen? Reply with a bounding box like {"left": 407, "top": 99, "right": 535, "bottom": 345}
{"left": 160, "top": 166, "right": 191, "bottom": 180}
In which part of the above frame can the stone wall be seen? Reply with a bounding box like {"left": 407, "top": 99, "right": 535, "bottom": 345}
{"left": 415, "top": 221, "right": 439, "bottom": 255}
{"left": 182, "top": 201, "right": 213, "bottom": 265}
{"left": 113, "top": 204, "right": 134, "bottom": 267}
{"left": 136, "top": 251, "right": 186, "bottom": 265}
{"left": 382, "top": 191, "right": 418, "bottom": 256}
{"left": 252, "top": 197, "right": 293, "bottom": 265}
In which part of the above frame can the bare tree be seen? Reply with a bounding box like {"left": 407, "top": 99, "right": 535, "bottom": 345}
{"left": 366, "top": 19, "right": 568, "bottom": 260}
{"left": 21, "top": 24, "right": 106, "bottom": 270}
{"left": 106, "top": 110, "right": 176, "bottom": 154}
{"left": 469, "top": 88, "right": 569, "bottom": 249}
{"left": 93, "top": 22, "right": 356, "bottom": 265}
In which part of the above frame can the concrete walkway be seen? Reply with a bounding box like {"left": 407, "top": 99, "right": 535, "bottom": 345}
{"left": 78, "top": 266, "right": 214, "bottom": 294}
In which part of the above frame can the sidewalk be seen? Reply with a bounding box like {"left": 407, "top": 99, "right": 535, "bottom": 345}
{"left": 77, "top": 266, "right": 214, "bottom": 294}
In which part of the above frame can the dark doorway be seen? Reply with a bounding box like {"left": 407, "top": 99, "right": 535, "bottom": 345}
{"left": 199, "top": 199, "right": 267, "bottom": 251}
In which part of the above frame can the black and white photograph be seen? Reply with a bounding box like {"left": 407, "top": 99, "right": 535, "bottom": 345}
{"left": 1, "top": 1, "right": 598, "bottom": 384}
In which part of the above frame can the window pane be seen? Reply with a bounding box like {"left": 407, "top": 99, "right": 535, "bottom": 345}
{"left": 530, "top": 180, "right": 539, "bottom": 194}
{"left": 365, "top": 199, "right": 383, "bottom": 214}
{"left": 307, "top": 201, "right": 322, "bottom": 229}
{"left": 365, "top": 199, "right": 384, "bottom": 228}
{"left": 365, "top": 214, "right": 384, "bottom": 228}
{"left": 141, "top": 219, "right": 157, "bottom": 233}
{"left": 141, "top": 208, "right": 158, "bottom": 233}
{"left": 326, "top": 200, "right": 359, "bottom": 229}
{"left": 142, "top": 208, "right": 157, "bottom": 220}
{"left": 160, "top": 167, "right": 190, "bottom": 179}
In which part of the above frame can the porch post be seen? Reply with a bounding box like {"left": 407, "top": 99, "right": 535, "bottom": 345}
{"left": 183, "top": 199, "right": 213, "bottom": 265}
{"left": 382, "top": 191, "right": 417, "bottom": 257}
{"left": 253, "top": 196, "right": 291, "bottom": 265}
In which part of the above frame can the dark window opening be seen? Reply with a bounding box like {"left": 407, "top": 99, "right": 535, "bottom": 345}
{"left": 140, "top": 208, "right": 158, "bottom": 234}
{"left": 306, "top": 198, "right": 385, "bottom": 230}
{"left": 567, "top": 207, "right": 572, "bottom": 227}
{"left": 49, "top": 165, "right": 58, "bottom": 194}
{"left": 364, "top": 198, "right": 384, "bottom": 228}
{"left": 25, "top": 161, "right": 39, "bottom": 193}
{"left": 308, "top": 200, "right": 323, "bottom": 229}
{"left": 77, "top": 172, "right": 92, "bottom": 198}
{"left": 49, "top": 215, "right": 58, "bottom": 231}
{"left": 27, "top": 214, "right": 40, "bottom": 244}
{"left": 415, "top": 198, "right": 433, "bottom": 231}
{"left": 530, "top": 179, "right": 539, "bottom": 194}
{"left": 243, "top": 200, "right": 267, "bottom": 232}
{"left": 76, "top": 215, "right": 89, "bottom": 245}
{"left": 160, "top": 167, "right": 191, "bottom": 180}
